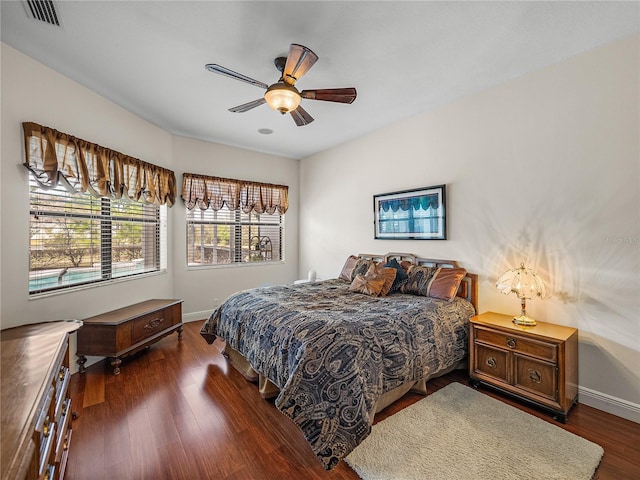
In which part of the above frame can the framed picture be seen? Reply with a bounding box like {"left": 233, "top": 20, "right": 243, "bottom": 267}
{"left": 373, "top": 185, "right": 446, "bottom": 240}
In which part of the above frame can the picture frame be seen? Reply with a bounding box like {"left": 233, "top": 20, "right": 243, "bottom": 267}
{"left": 373, "top": 184, "right": 446, "bottom": 240}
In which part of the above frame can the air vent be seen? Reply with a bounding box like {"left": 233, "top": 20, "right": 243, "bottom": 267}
{"left": 22, "top": 0, "right": 61, "bottom": 27}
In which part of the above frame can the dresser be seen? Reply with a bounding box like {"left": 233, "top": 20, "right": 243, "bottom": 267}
{"left": 1, "top": 320, "right": 81, "bottom": 480}
{"left": 469, "top": 311, "right": 579, "bottom": 422}
{"left": 77, "top": 299, "right": 183, "bottom": 375}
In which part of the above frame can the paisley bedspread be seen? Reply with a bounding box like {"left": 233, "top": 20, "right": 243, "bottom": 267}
{"left": 200, "top": 278, "right": 475, "bottom": 469}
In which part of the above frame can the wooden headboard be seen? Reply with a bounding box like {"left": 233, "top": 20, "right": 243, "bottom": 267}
{"left": 357, "top": 252, "right": 478, "bottom": 312}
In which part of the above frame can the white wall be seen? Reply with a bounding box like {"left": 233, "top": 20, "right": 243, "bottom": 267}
{"left": 299, "top": 36, "right": 640, "bottom": 421}
{"left": 171, "top": 135, "right": 299, "bottom": 321}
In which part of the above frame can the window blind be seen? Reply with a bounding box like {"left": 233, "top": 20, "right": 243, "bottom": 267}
{"left": 29, "top": 177, "right": 166, "bottom": 294}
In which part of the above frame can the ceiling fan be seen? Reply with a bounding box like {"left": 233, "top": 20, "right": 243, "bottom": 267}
{"left": 205, "top": 44, "right": 357, "bottom": 126}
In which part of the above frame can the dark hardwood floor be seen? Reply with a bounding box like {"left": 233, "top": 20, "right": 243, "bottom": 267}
{"left": 66, "top": 321, "right": 640, "bottom": 480}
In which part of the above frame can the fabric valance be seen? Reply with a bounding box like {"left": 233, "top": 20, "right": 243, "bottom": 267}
{"left": 182, "top": 172, "right": 289, "bottom": 215}
{"left": 23, "top": 122, "right": 177, "bottom": 206}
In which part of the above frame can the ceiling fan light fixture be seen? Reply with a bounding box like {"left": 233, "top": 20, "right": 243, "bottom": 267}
{"left": 264, "top": 82, "right": 301, "bottom": 114}
{"left": 206, "top": 43, "right": 356, "bottom": 126}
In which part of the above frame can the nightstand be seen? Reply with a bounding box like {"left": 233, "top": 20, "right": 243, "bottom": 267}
{"left": 469, "top": 311, "right": 578, "bottom": 422}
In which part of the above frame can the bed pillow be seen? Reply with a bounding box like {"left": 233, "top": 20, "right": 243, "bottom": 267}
{"left": 349, "top": 272, "right": 386, "bottom": 296}
{"left": 400, "top": 260, "right": 413, "bottom": 272}
{"left": 350, "top": 258, "right": 374, "bottom": 281}
{"left": 400, "top": 265, "right": 438, "bottom": 296}
{"left": 339, "top": 255, "right": 359, "bottom": 281}
{"left": 384, "top": 258, "right": 408, "bottom": 293}
{"left": 373, "top": 263, "right": 397, "bottom": 297}
{"left": 349, "top": 264, "right": 397, "bottom": 297}
{"left": 428, "top": 267, "right": 467, "bottom": 302}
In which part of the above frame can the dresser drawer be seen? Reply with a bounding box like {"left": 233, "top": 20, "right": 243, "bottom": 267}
{"left": 54, "top": 366, "right": 70, "bottom": 421}
{"left": 514, "top": 354, "right": 557, "bottom": 401}
{"left": 474, "top": 327, "right": 557, "bottom": 363}
{"left": 55, "top": 399, "right": 71, "bottom": 463}
{"left": 35, "top": 386, "right": 55, "bottom": 435}
{"left": 57, "top": 429, "right": 72, "bottom": 480}
{"left": 41, "top": 464, "right": 55, "bottom": 480}
{"left": 38, "top": 419, "right": 55, "bottom": 477}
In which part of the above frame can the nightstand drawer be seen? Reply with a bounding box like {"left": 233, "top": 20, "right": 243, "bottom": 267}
{"left": 474, "top": 327, "right": 557, "bottom": 362}
{"left": 514, "top": 355, "right": 557, "bottom": 401}
{"left": 473, "top": 344, "right": 508, "bottom": 383}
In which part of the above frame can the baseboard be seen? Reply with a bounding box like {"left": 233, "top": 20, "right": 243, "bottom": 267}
{"left": 579, "top": 385, "right": 640, "bottom": 424}
{"left": 182, "top": 310, "right": 214, "bottom": 323}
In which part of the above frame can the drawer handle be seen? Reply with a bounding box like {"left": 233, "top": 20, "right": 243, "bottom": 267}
{"left": 486, "top": 357, "right": 497, "bottom": 368}
{"left": 43, "top": 465, "right": 54, "bottom": 480}
{"left": 43, "top": 418, "right": 51, "bottom": 437}
{"left": 63, "top": 435, "right": 69, "bottom": 451}
{"left": 528, "top": 369, "right": 542, "bottom": 383}
{"left": 144, "top": 317, "right": 165, "bottom": 331}
{"left": 506, "top": 337, "right": 517, "bottom": 349}
{"left": 59, "top": 366, "right": 66, "bottom": 381}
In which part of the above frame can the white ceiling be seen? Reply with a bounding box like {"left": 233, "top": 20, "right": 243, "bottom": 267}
{"left": 2, "top": 1, "right": 638, "bottom": 159}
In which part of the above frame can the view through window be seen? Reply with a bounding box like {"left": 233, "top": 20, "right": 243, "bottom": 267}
{"left": 186, "top": 206, "right": 283, "bottom": 266}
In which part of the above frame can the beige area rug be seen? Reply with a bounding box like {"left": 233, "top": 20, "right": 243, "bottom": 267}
{"left": 345, "top": 382, "right": 603, "bottom": 480}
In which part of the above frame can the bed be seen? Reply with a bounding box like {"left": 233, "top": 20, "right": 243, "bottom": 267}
{"left": 200, "top": 252, "right": 478, "bottom": 469}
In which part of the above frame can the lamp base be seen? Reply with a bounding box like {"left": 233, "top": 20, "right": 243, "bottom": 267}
{"left": 513, "top": 315, "right": 537, "bottom": 326}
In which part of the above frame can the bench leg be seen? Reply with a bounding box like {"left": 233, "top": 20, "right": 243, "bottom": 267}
{"left": 77, "top": 355, "right": 87, "bottom": 374}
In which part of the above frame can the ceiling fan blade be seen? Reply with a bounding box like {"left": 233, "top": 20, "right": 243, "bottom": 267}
{"left": 283, "top": 44, "right": 318, "bottom": 85}
{"left": 290, "top": 105, "right": 314, "bottom": 126}
{"left": 301, "top": 88, "right": 357, "bottom": 104}
{"left": 229, "top": 98, "right": 266, "bottom": 113}
{"left": 205, "top": 64, "right": 268, "bottom": 90}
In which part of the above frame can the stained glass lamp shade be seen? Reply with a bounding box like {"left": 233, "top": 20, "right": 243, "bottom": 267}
{"left": 496, "top": 263, "right": 546, "bottom": 326}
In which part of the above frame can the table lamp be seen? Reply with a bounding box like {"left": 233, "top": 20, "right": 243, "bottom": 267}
{"left": 496, "top": 263, "right": 546, "bottom": 326}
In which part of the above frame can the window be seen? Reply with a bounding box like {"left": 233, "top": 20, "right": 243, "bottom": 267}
{"left": 22, "top": 122, "right": 175, "bottom": 295}
{"left": 186, "top": 205, "right": 283, "bottom": 266}
{"left": 181, "top": 173, "right": 288, "bottom": 267}
{"left": 29, "top": 178, "right": 167, "bottom": 294}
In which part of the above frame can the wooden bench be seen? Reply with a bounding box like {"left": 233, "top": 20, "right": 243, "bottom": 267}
{"left": 77, "top": 299, "right": 183, "bottom": 375}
